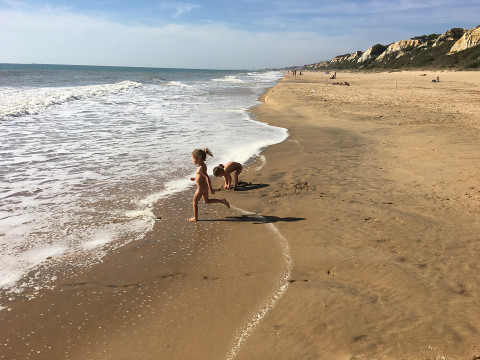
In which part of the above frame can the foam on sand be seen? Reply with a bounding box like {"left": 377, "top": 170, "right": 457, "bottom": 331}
{"left": 225, "top": 206, "right": 292, "bottom": 360}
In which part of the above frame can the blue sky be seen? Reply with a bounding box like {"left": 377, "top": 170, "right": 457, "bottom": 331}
{"left": 0, "top": 0, "right": 478, "bottom": 69}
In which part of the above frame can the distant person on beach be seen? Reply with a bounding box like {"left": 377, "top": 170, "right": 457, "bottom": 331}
{"left": 187, "top": 148, "right": 230, "bottom": 222}
{"left": 213, "top": 161, "right": 243, "bottom": 190}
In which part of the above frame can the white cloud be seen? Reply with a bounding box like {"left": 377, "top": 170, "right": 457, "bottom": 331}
{"left": 174, "top": 3, "right": 200, "bottom": 18}
{"left": 156, "top": 2, "right": 201, "bottom": 18}
{"left": 0, "top": 7, "right": 346, "bottom": 68}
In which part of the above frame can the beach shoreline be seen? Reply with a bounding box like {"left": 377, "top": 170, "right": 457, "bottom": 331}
{"left": 2, "top": 69, "right": 480, "bottom": 360}
{"left": 0, "top": 184, "right": 291, "bottom": 359}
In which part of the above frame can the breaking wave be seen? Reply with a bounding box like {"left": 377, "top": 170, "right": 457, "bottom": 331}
{"left": 0, "top": 80, "right": 142, "bottom": 120}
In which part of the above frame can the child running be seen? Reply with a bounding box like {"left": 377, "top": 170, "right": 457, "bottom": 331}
{"left": 213, "top": 161, "right": 243, "bottom": 190}
{"left": 187, "top": 148, "right": 230, "bottom": 222}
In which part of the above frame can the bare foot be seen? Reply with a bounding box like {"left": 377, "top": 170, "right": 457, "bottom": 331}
{"left": 223, "top": 199, "right": 230, "bottom": 208}
{"left": 186, "top": 217, "right": 198, "bottom": 222}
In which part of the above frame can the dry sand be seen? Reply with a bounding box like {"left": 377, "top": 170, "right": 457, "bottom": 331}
{"left": 230, "top": 70, "right": 480, "bottom": 359}
{"left": 1, "top": 70, "right": 480, "bottom": 360}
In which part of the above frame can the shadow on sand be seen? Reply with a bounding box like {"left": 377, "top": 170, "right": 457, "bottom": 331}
{"left": 206, "top": 214, "right": 305, "bottom": 225}
{"left": 215, "top": 182, "right": 270, "bottom": 192}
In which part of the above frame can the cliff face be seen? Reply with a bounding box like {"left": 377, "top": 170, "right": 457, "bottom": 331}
{"left": 357, "top": 46, "right": 374, "bottom": 63}
{"left": 375, "top": 39, "right": 426, "bottom": 61}
{"left": 304, "top": 25, "right": 480, "bottom": 70}
{"left": 331, "top": 51, "right": 363, "bottom": 64}
{"left": 434, "top": 28, "right": 465, "bottom": 47}
{"left": 449, "top": 26, "right": 480, "bottom": 54}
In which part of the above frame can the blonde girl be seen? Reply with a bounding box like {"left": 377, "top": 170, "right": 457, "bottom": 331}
{"left": 187, "top": 148, "right": 230, "bottom": 222}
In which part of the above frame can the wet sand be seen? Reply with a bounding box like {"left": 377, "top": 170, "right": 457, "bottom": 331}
{"left": 2, "top": 70, "right": 480, "bottom": 360}
{"left": 0, "top": 189, "right": 290, "bottom": 359}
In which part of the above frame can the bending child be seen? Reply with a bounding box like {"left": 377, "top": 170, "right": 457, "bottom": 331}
{"left": 213, "top": 161, "right": 243, "bottom": 190}
{"left": 187, "top": 148, "right": 230, "bottom": 222}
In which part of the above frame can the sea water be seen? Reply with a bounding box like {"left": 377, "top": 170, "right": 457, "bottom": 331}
{"left": 0, "top": 64, "right": 287, "bottom": 304}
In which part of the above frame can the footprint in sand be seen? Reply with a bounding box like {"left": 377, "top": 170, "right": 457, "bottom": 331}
{"left": 202, "top": 275, "right": 220, "bottom": 281}
{"left": 157, "top": 272, "right": 186, "bottom": 280}
{"left": 107, "top": 283, "right": 142, "bottom": 289}
{"left": 63, "top": 282, "right": 96, "bottom": 288}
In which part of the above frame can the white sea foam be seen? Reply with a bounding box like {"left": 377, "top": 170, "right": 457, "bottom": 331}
{"left": 81, "top": 233, "right": 115, "bottom": 250}
{"left": 212, "top": 75, "right": 245, "bottom": 83}
{"left": 253, "top": 155, "right": 267, "bottom": 171}
{"left": 165, "top": 81, "right": 190, "bottom": 87}
{"left": 0, "top": 80, "right": 142, "bottom": 120}
{"left": 0, "top": 245, "right": 68, "bottom": 289}
{"left": 139, "top": 177, "right": 193, "bottom": 208}
{"left": 125, "top": 209, "right": 156, "bottom": 219}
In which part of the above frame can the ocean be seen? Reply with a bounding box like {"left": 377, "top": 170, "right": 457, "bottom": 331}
{"left": 0, "top": 63, "right": 287, "bottom": 306}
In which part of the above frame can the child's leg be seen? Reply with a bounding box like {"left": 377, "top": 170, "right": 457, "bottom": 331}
{"left": 233, "top": 167, "right": 242, "bottom": 188}
{"left": 203, "top": 194, "right": 230, "bottom": 208}
{"left": 233, "top": 172, "right": 239, "bottom": 188}
{"left": 187, "top": 190, "right": 202, "bottom": 222}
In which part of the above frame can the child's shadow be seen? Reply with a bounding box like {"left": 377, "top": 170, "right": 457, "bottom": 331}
{"left": 219, "top": 214, "right": 305, "bottom": 225}
{"left": 216, "top": 181, "right": 270, "bottom": 192}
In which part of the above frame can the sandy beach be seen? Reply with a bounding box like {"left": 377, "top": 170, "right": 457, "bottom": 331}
{"left": 2, "top": 70, "right": 480, "bottom": 360}
{"left": 233, "top": 70, "right": 480, "bottom": 359}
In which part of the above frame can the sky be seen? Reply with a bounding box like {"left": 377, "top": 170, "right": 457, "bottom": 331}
{"left": 0, "top": 0, "right": 478, "bottom": 69}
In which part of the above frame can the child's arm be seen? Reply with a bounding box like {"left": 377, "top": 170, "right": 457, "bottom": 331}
{"left": 224, "top": 173, "right": 232, "bottom": 188}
